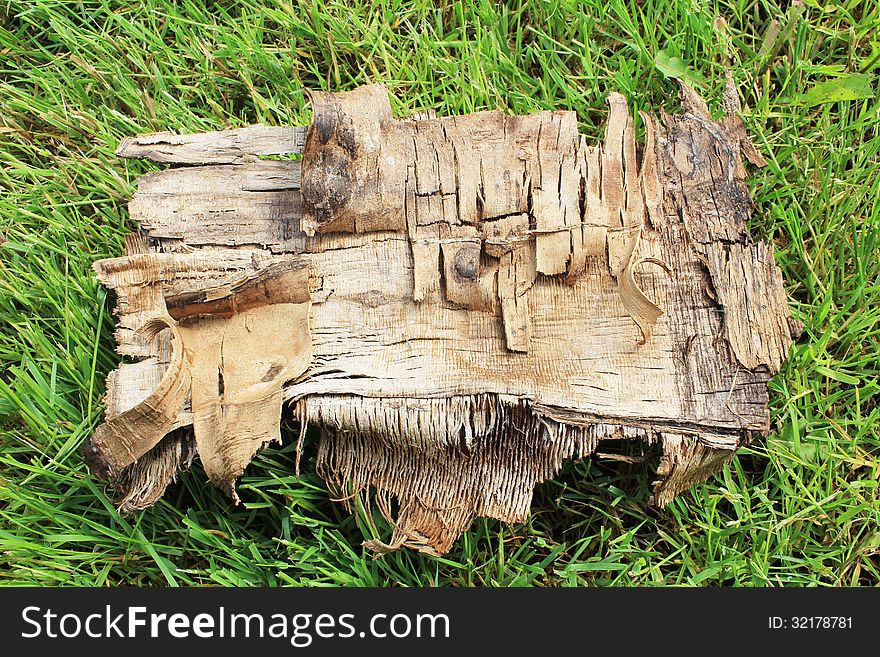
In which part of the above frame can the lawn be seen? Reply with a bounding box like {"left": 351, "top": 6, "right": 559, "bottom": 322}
{"left": 1, "top": 0, "right": 878, "bottom": 586}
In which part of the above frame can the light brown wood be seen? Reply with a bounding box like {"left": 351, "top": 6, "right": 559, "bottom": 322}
{"left": 116, "top": 124, "right": 306, "bottom": 164}
{"left": 83, "top": 82, "right": 798, "bottom": 555}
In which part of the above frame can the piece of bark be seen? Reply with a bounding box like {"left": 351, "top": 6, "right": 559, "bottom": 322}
{"left": 128, "top": 160, "right": 303, "bottom": 251}
{"left": 87, "top": 252, "right": 313, "bottom": 498}
{"left": 179, "top": 299, "right": 312, "bottom": 500}
{"left": 83, "top": 81, "right": 799, "bottom": 556}
{"left": 651, "top": 431, "right": 739, "bottom": 506}
{"left": 116, "top": 124, "right": 306, "bottom": 164}
{"left": 82, "top": 317, "right": 190, "bottom": 479}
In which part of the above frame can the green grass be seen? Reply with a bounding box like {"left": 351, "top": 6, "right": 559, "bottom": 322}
{"left": 1, "top": 0, "right": 878, "bottom": 586}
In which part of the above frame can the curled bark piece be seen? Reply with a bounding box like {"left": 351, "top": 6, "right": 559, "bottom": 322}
{"left": 82, "top": 317, "right": 189, "bottom": 479}
{"left": 603, "top": 93, "right": 666, "bottom": 343}
{"left": 165, "top": 260, "right": 310, "bottom": 321}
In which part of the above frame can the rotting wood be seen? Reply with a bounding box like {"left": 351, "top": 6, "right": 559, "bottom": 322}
{"left": 82, "top": 81, "right": 799, "bottom": 556}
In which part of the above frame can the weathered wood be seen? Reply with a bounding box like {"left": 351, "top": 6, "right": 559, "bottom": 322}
{"left": 82, "top": 317, "right": 189, "bottom": 479}
{"left": 83, "top": 82, "right": 798, "bottom": 556}
{"left": 129, "top": 161, "right": 303, "bottom": 250}
{"left": 92, "top": 250, "right": 312, "bottom": 497}
{"left": 116, "top": 124, "right": 306, "bottom": 164}
{"left": 165, "top": 260, "right": 310, "bottom": 321}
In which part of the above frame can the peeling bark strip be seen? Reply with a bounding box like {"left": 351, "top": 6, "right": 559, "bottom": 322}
{"left": 83, "top": 81, "right": 799, "bottom": 555}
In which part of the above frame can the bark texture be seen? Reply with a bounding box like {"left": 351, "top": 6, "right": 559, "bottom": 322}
{"left": 82, "top": 81, "right": 799, "bottom": 555}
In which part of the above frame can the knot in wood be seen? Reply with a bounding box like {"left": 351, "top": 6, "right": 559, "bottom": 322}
{"left": 453, "top": 246, "right": 480, "bottom": 280}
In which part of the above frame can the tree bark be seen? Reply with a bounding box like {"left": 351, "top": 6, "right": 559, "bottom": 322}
{"left": 83, "top": 80, "right": 799, "bottom": 555}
